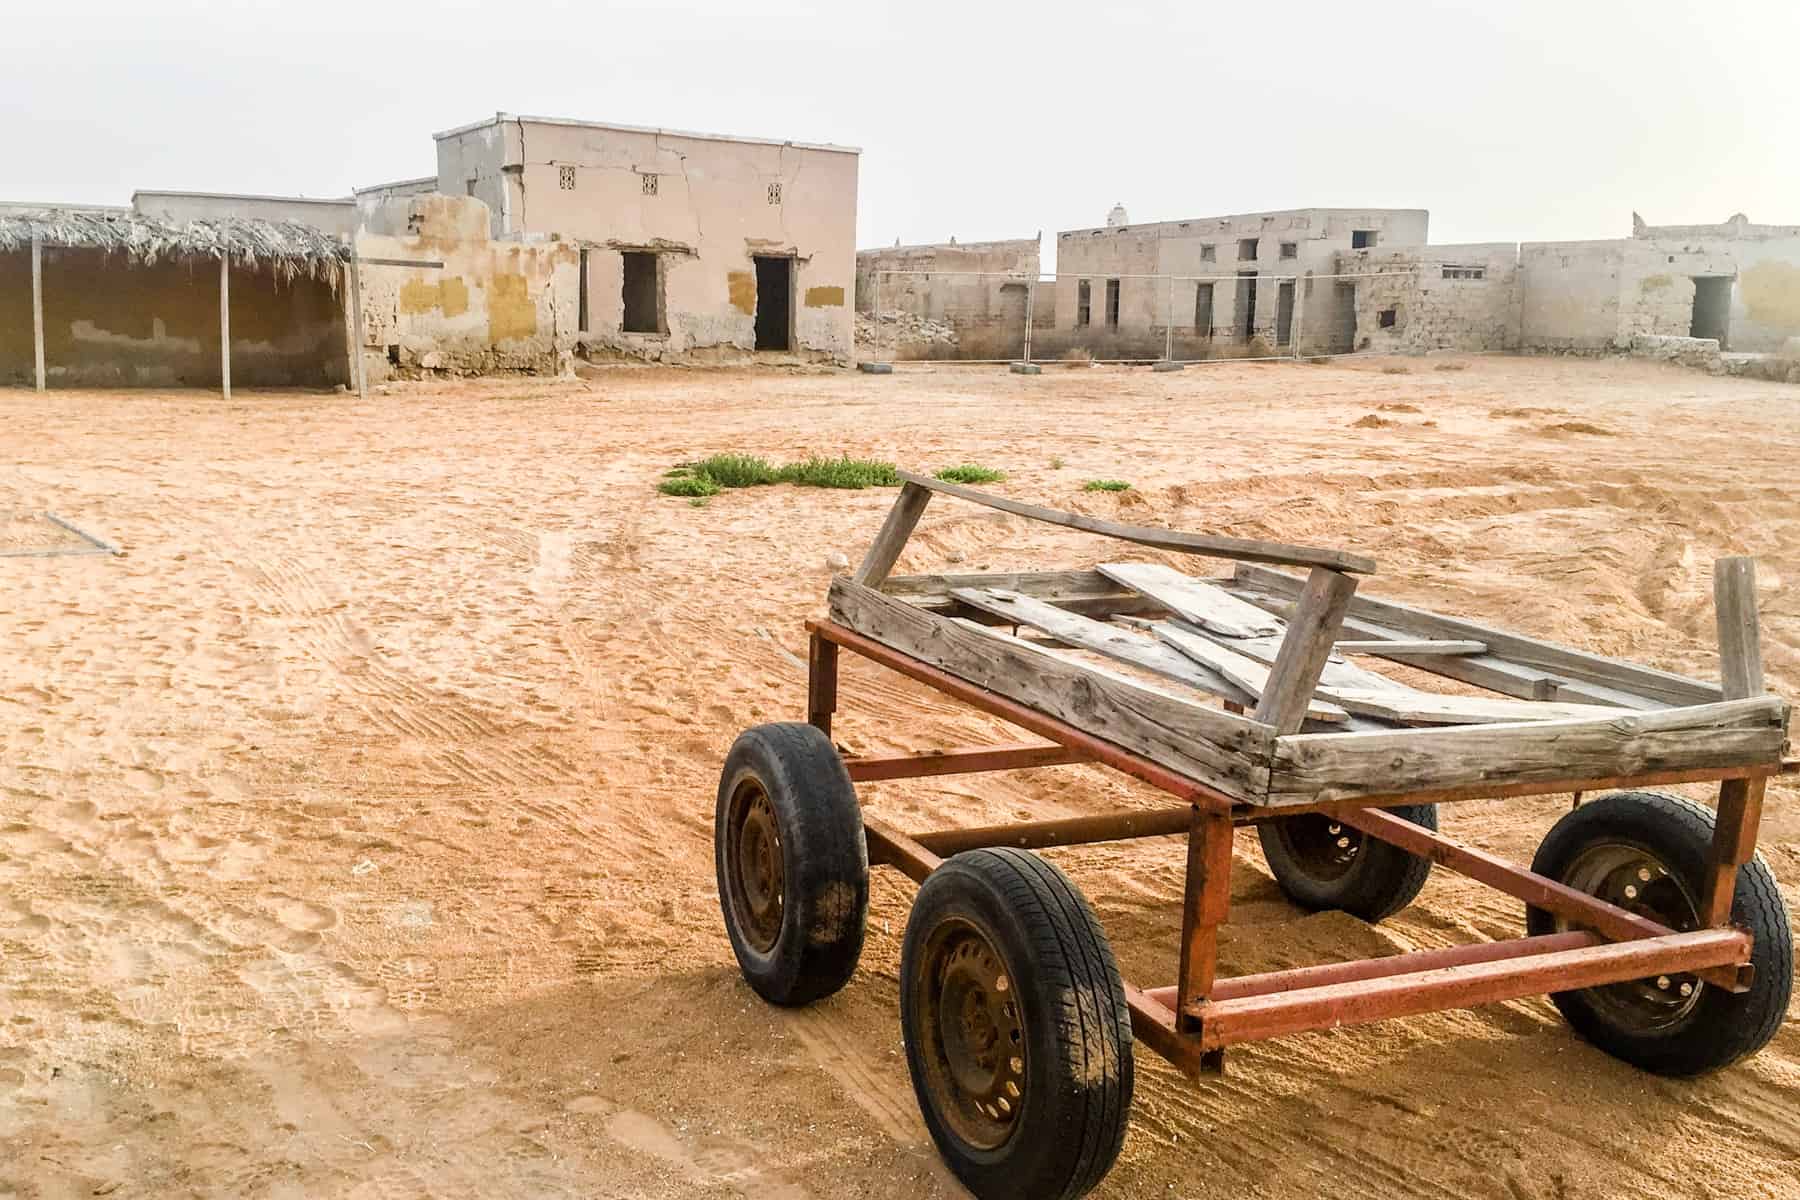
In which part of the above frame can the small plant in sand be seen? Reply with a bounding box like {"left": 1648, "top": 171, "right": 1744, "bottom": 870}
{"left": 1049, "top": 455, "right": 1066, "bottom": 470}
{"left": 777, "top": 456, "right": 900, "bottom": 489}
{"left": 688, "top": 497, "right": 711, "bottom": 508}
{"left": 690, "top": 453, "right": 780, "bottom": 487}
{"left": 1434, "top": 361, "right": 1469, "bottom": 372}
{"left": 1083, "top": 479, "right": 1132, "bottom": 493}
{"left": 935, "top": 464, "right": 1006, "bottom": 485}
{"left": 1381, "top": 365, "right": 1412, "bottom": 375}
{"left": 1059, "top": 347, "right": 1094, "bottom": 368}
{"left": 658, "top": 473, "right": 721, "bottom": 497}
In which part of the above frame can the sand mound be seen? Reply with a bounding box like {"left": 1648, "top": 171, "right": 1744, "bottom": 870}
{"left": 1538, "top": 420, "right": 1616, "bottom": 436}
{"left": 1351, "top": 413, "right": 1398, "bottom": 428}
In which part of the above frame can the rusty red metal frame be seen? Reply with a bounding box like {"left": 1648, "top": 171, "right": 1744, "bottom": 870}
{"left": 808, "top": 619, "right": 1779, "bottom": 1073}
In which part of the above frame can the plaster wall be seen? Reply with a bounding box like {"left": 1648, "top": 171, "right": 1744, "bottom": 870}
{"left": 353, "top": 195, "right": 579, "bottom": 380}
{"left": 435, "top": 117, "right": 857, "bottom": 363}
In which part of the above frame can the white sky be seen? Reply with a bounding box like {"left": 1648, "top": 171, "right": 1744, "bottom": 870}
{"left": 7, "top": 0, "right": 1797, "bottom": 271}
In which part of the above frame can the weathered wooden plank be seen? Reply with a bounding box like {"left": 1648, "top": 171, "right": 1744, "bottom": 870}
{"left": 855, "top": 481, "right": 931, "bottom": 587}
{"left": 948, "top": 586, "right": 1266, "bottom": 710}
{"left": 1230, "top": 589, "right": 1663, "bottom": 710}
{"left": 1234, "top": 563, "right": 1721, "bottom": 707}
{"left": 885, "top": 569, "right": 1164, "bottom": 622}
{"left": 1254, "top": 567, "right": 1359, "bottom": 735}
{"left": 896, "top": 471, "right": 1377, "bottom": 574}
{"left": 1152, "top": 621, "right": 1349, "bottom": 722}
{"left": 1704, "top": 556, "right": 1769, "bottom": 925}
{"left": 828, "top": 577, "right": 1272, "bottom": 796}
{"left": 218, "top": 256, "right": 231, "bottom": 402}
{"left": 1713, "top": 557, "right": 1764, "bottom": 700}
{"left": 1266, "top": 697, "right": 1789, "bottom": 806}
{"left": 1096, "top": 562, "right": 1281, "bottom": 638}
{"left": 1335, "top": 639, "right": 1487, "bottom": 656}
{"left": 1319, "top": 688, "right": 1630, "bottom": 727}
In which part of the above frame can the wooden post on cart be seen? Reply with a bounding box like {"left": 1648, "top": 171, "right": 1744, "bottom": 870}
{"left": 1177, "top": 564, "right": 1357, "bottom": 1056}
{"left": 1703, "top": 556, "right": 1766, "bottom": 925}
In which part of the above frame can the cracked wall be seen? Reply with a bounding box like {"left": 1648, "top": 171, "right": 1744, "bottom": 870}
{"left": 434, "top": 118, "right": 857, "bottom": 364}
{"left": 355, "top": 194, "right": 579, "bottom": 379}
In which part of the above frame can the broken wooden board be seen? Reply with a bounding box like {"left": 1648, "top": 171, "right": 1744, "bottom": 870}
{"left": 828, "top": 576, "right": 1273, "bottom": 796}
{"left": 947, "top": 586, "right": 1262, "bottom": 710}
{"left": 893, "top": 471, "right": 1377, "bottom": 574}
{"left": 883, "top": 569, "right": 1164, "bottom": 622}
{"left": 1318, "top": 688, "right": 1632, "bottom": 727}
{"left": 1233, "top": 563, "right": 1721, "bottom": 708}
{"left": 1156, "top": 616, "right": 1628, "bottom": 727}
{"left": 1334, "top": 639, "right": 1486, "bottom": 656}
{"left": 1096, "top": 562, "right": 1281, "bottom": 638}
{"left": 1149, "top": 621, "right": 1349, "bottom": 723}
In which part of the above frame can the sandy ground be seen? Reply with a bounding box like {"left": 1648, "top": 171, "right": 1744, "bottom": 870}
{"left": 2, "top": 354, "right": 1798, "bottom": 1200}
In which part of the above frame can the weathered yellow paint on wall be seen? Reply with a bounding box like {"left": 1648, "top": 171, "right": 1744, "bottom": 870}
{"left": 399, "top": 276, "right": 472, "bottom": 317}
{"left": 728, "top": 271, "right": 756, "bottom": 314}
{"left": 1741, "top": 261, "right": 1800, "bottom": 330}
{"left": 1639, "top": 274, "right": 1673, "bottom": 292}
{"left": 804, "top": 285, "right": 845, "bottom": 308}
{"left": 487, "top": 274, "right": 537, "bottom": 343}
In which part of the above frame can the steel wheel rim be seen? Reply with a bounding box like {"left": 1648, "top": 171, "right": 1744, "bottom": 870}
{"left": 726, "top": 777, "right": 784, "bottom": 954}
{"left": 915, "top": 918, "right": 1024, "bottom": 1151}
{"left": 1558, "top": 841, "right": 1704, "bottom": 1030}
{"left": 1275, "top": 815, "right": 1362, "bottom": 883}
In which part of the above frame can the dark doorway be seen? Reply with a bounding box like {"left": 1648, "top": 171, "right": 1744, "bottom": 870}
{"left": 1194, "top": 282, "right": 1214, "bottom": 340}
{"left": 1331, "top": 282, "right": 1357, "bottom": 352}
{"left": 1690, "top": 276, "right": 1731, "bottom": 348}
{"left": 753, "top": 256, "right": 792, "bottom": 351}
{"left": 1275, "top": 281, "right": 1296, "bottom": 346}
{"left": 1104, "top": 278, "right": 1121, "bottom": 328}
{"left": 1235, "top": 271, "right": 1258, "bottom": 342}
{"left": 622, "top": 251, "right": 660, "bottom": 334}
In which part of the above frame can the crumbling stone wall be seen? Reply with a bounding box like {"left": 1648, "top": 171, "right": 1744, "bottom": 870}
{"left": 1337, "top": 244, "right": 1521, "bottom": 353}
{"left": 855, "top": 237, "right": 1039, "bottom": 359}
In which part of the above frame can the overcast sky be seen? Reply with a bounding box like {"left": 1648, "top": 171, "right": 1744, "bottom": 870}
{"left": 7, "top": 0, "right": 1796, "bottom": 269}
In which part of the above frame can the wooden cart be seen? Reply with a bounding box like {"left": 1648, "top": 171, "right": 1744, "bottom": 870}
{"left": 714, "top": 473, "right": 1794, "bottom": 1200}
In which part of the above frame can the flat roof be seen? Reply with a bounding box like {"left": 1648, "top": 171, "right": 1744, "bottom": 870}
{"left": 352, "top": 176, "right": 438, "bottom": 196}
{"left": 133, "top": 189, "right": 353, "bottom": 206}
{"left": 859, "top": 235, "right": 1040, "bottom": 255}
{"left": 1059, "top": 207, "right": 1428, "bottom": 237}
{"left": 433, "top": 112, "right": 860, "bottom": 156}
{"left": 0, "top": 199, "right": 132, "bottom": 215}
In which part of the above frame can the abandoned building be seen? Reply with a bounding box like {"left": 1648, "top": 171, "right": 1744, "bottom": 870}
{"left": 430, "top": 114, "right": 858, "bottom": 363}
{"left": 854, "top": 235, "right": 1042, "bottom": 359}
{"left": 1046, "top": 208, "right": 1431, "bottom": 358}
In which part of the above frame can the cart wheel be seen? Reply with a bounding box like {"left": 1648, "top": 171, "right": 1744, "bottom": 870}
{"left": 715, "top": 722, "right": 867, "bottom": 1006}
{"left": 900, "top": 848, "right": 1131, "bottom": 1200}
{"left": 1526, "top": 790, "right": 1792, "bottom": 1075}
{"left": 1258, "top": 804, "right": 1437, "bottom": 921}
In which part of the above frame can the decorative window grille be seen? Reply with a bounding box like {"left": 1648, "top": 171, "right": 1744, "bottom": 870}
{"left": 1441, "top": 265, "right": 1486, "bottom": 280}
{"left": 558, "top": 165, "right": 576, "bottom": 190}
{"left": 641, "top": 173, "right": 658, "bottom": 196}
{"left": 767, "top": 181, "right": 783, "bottom": 205}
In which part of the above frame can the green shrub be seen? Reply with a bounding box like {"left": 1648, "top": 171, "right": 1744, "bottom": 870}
{"left": 776, "top": 456, "right": 900, "bottom": 489}
{"left": 658, "top": 474, "right": 721, "bottom": 497}
{"left": 690, "top": 453, "right": 780, "bottom": 488}
{"left": 935, "top": 464, "right": 1006, "bottom": 485}
{"left": 1083, "top": 479, "right": 1132, "bottom": 493}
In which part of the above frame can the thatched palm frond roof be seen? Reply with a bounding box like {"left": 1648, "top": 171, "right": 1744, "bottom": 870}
{"left": 0, "top": 207, "right": 348, "bottom": 284}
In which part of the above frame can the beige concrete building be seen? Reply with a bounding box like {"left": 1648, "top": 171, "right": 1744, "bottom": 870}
{"left": 1049, "top": 207, "right": 1429, "bottom": 358}
{"left": 433, "top": 114, "right": 859, "bottom": 363}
